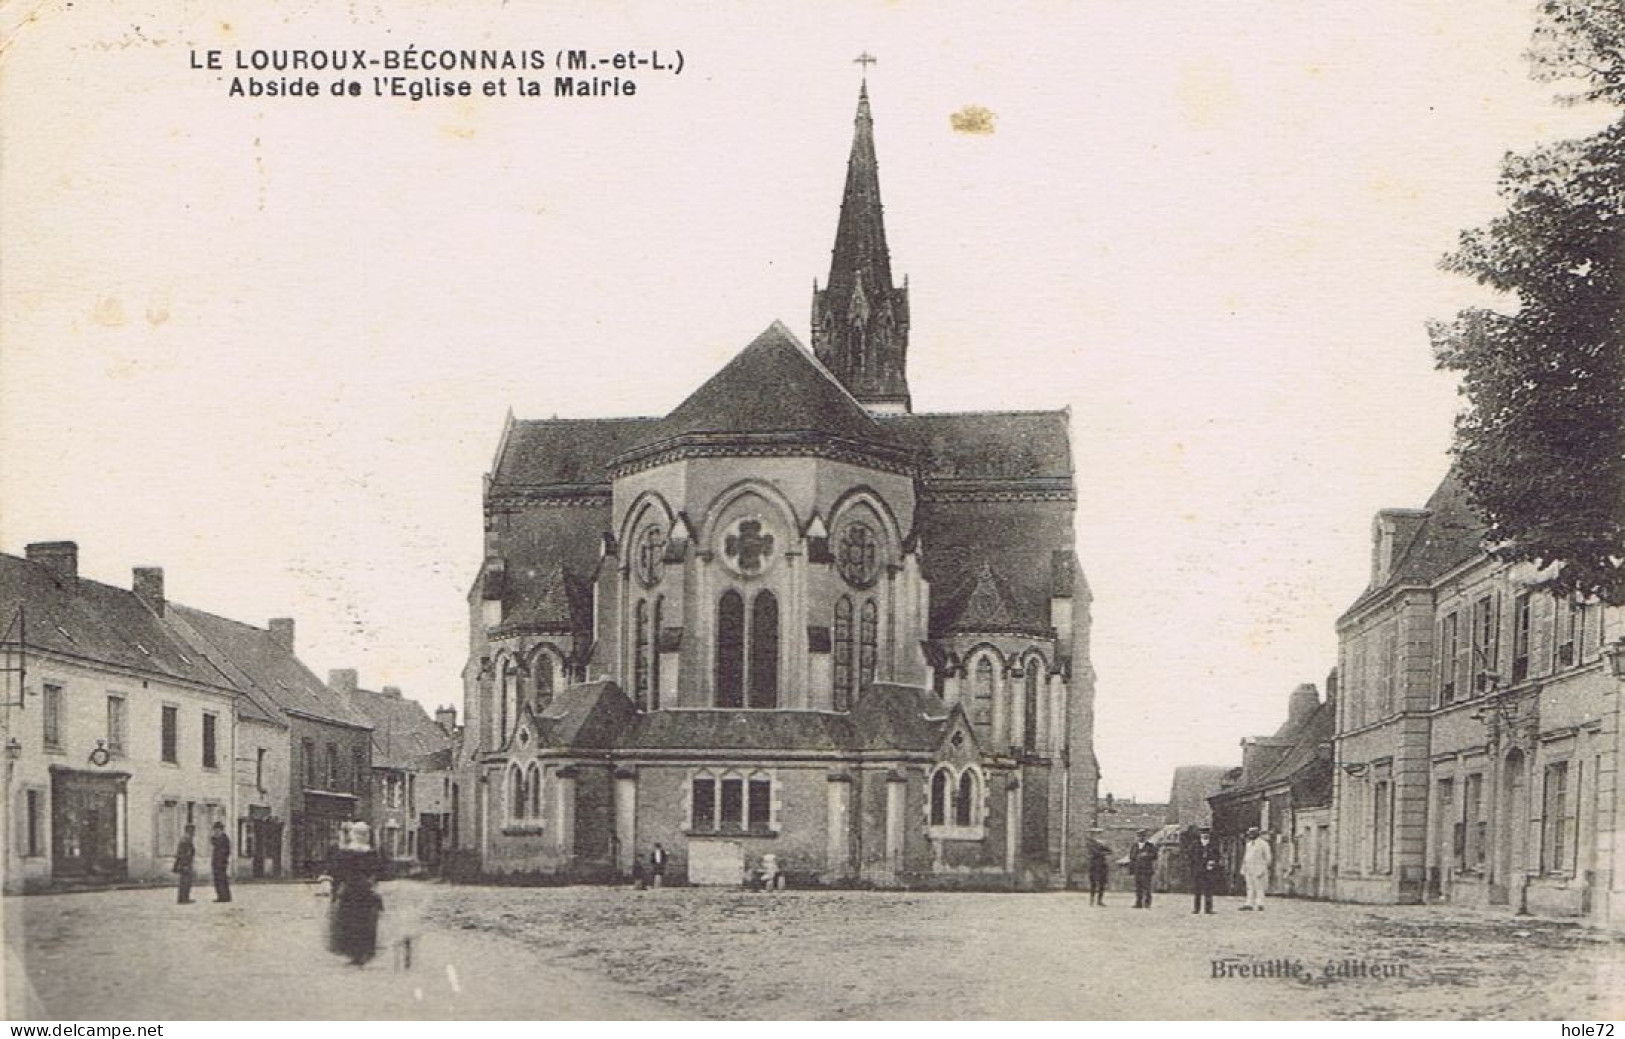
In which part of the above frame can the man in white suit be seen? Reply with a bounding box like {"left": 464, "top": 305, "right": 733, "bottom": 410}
{"left": 1240, "top": 826, "right": 1273, "bottom": 911}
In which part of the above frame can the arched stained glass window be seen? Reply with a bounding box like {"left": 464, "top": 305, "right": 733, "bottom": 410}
{"left": 716, "top": 591, "right": 745, "bottom": 708}
{"left": 956, "top": 770, "right": 976, "bottom": 827}
{"left": 930, "top": 768, "right": 950, "bottom": 826}
{"left": 834, "top": 597, "right": 854, "bottom": 711}
{"left": 1023, "top": 663, "right": 1040, "bottom": 751}
{"left": 651, "top": 597, "right": 664, "bottom": 711}
{"left": 859, "top": 599, "right": 878, "bottom": 694}
{"left": 973, "top": 656, "right": 995, "bottom": 728}
{"left": 527, "top": 763, "right": 542, "bottom": 820}
{"left": 749, "top": 592, "right": 779, "bottom": 709}
{"left": 634, "top": 600, "right": 650, "bottom": 710}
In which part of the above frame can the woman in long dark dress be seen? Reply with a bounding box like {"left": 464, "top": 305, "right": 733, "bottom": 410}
{"left": 328, "top": 822, "right": 383, "bottom": 966}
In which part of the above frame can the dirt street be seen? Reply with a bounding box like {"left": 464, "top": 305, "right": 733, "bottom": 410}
{"left": 5, "top": 881, "right": 1623, "bottom": 1019}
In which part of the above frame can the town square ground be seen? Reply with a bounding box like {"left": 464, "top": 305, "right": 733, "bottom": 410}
{"left": 5, "top": 882, "right": 1624, "bottom": 1020}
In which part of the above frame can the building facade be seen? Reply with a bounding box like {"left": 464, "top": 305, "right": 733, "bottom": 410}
{"left": 451, "top": 83, "right": 1099, "bottom": 888}
{"left": 1333, "top": 472, "right": 1624, "bottom": 926}
{"left": 1208, "top": 682, "right": 1335, "bottom": 900}
{"left": 338, "top": 671, "right": 454, "bottom": 873}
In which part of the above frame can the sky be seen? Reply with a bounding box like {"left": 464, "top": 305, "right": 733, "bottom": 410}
{"left": 0, "top": 1, "right": 1614, "bottom": 800}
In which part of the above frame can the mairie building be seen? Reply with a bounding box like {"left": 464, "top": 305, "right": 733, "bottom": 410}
{"left": 450, "top": 84, "right": 1099, "bottom": 888}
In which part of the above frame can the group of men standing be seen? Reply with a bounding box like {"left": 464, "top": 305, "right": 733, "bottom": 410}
{"left": 172, "top": 821, "right": 232, "bottom": 905}
{"left": 1089, "top": 825, "right": 1274, "bottom": 913}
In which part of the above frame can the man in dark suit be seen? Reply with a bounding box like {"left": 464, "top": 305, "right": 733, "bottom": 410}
{"left": 650, "top": 843, "right": 669, "bottom": 889}
{"left": 1190, "top": 827, "right": 1222, "bottom": 914}
{"left": 210, "top": 821, "right": 233, "bottom": 903}
{"left": 1129, "top": 829, "right": 1159, "bottom": 908}
{"left": 173, "top": 824, "right": 196, "bottom": 905}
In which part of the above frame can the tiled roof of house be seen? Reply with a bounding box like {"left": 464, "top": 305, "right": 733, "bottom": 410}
{"left": 169, "top": 605, "right": 372, "bottom": 729}
{"left": 348, "top": 687, "right": 453, "bottom": 768}
{"left": 0, "top": 555, "right": 226, "bottom": 690}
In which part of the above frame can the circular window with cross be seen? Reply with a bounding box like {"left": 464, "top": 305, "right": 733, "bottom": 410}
{"left": 721, "top": 516, "right": 777, "bottom": 577}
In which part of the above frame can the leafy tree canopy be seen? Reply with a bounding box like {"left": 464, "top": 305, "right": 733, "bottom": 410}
{"left": 1430, "top": 1, "right": 1625, "bottom": 604}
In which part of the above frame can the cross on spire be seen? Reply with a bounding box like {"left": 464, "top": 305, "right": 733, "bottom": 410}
{"left": 854, "top": 51, "right": 878, "bottom": 72}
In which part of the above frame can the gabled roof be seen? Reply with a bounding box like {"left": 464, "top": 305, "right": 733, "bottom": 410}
{"left": 849, "top": 682, "right": 953, "bottom": 752}
{"left": 0, "top": 555, "right": 227, "bottom": 691}
{"left": 169, "top": 605, "right": 372, "bottom": 729}
{"left": 536, "top": 681, "right": 639, "bottom": 750}
{"left": 935, "top": 562, "right": 1029, "bottom": 633}
{"left": 1211, "top": 700, "right": 1335, "bottom": 804}
{"left": 635, "top": 322, "right": 897, "bottom": 451}
{"left": 348, "top": 687, "right": 453, "bottom": 768}
{"left": 918, "top": 501, "right": 1077, "bottom": 634}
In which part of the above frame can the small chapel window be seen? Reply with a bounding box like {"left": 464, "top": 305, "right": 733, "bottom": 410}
{"left": 747, "top": 775, "right": 772, "bottom": 831}
{"left": 930, "top": 768, "right": 950, "bottom": 826}
{"left": 527, "top": 762, "right": 543, "bottom": 820}
{"left": 692, "top": 775, "right": 717, "bottom": 831}
{"left": 719, "top": 776, "right": 745, "bottom": 832}
{"left": 955, "top": 770, "right": 978, "bottom": 827}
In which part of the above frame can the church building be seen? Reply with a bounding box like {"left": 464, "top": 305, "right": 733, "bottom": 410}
{"left": 452, "top": 82, "right": 1099, "bottom": 888}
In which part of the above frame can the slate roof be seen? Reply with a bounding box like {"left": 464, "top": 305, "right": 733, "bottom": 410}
{"left": 634, "top": 322, "right": 899, "bottom": 453}
{"left": 1210, "top": 700, "right": 1335, "bottom": 805}
{"left": 485, "top": 506, "right": 607, "bottom": 634}
{"left": 918, "top": 501, "right": 1078, "bottom": 634}
{"left": 169, "top": 604, "right": 372, "bottom": 729}
{"left": 348, "top": 687, "right": 453, "bottom": 769}
{"left": 492, "top": 417, "right": 658, "bottom": 489}
{"left": 0, "top": 554, "right": 226, "bottom": 691}
{"left": 1344, "top": 469, "right": 1488, "bottom": 617}
{"left": 882, "top": 410, "right": 1073, "bottom": 482}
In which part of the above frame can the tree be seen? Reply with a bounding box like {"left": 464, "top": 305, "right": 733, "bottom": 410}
{"left": 1429, "top": 2, "right": 1625, "bottom": 604}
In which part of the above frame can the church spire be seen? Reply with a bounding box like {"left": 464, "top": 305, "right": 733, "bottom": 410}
{"left": 811, "top": 74, "right": 912, "bottom": 414}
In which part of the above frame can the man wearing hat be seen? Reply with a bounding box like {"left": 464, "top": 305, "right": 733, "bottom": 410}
{"left": 1189, "top": 827, "right": 1222, "bottom": 914}
{"left": 1086, "top": 830, "right": 1110, "bottom": 906}
{"left": 1241, "top": 826, "right": 1273, "bottom": 911}
{"left": 1128, "top": 829, "right": 1159, "bottom": 909}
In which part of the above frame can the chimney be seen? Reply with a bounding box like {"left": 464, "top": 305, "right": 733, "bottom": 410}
{"left": 26, "top": 542, "right": 78, "bottom": 585}
{"left": 1287, "top": 682, "right": 1320, "bottom": 727}
{"left": 328, "top": 669, "right": 358, "bottom": 696}
{"left": 380, "top": 685, "right": 402, "bottom": 699}
{"left": 132, "top": 567, "right": 165, "bottom": 615}
{"left": 435, "top": 705, "right": 458, "bottom": 734}
{"left": 268, "top": 618, "right": 295, "bottom": 651}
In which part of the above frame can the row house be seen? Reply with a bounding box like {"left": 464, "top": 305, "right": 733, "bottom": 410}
{"left": 1333, "top": 473, "right": 1624, "bottom": 926}
{"left": 1, "top": 541, "right": 373, "bottom": 890}
{"left": 335, "top": 670, "right": 453, "bottom": 874}
{"left": 1208, "top": 681, "right": 1335, "bottom": 900}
